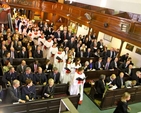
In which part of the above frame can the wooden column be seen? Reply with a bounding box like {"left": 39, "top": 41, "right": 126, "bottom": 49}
{"left": 118, "top": 40, "right": 124, "bottom": 58}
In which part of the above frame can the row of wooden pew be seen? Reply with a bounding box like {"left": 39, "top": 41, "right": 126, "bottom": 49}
{"left": 0, "top": 83, "right": 80, "bottom": 113}
{"left": 89, "top": 85, "right": 141, "bottom": 110}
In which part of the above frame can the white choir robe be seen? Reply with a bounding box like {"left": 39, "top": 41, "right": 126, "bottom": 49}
{"left": 69, "top": 72, "right": 86, "bottom": 101}
{"left": 54, "top": 52, "right": 65, "bottom": 73}
{"left": 43, "top": 40, "right": 53, "bottom": 58}
{"left": 60, "top": 63, "right": 74, "bottom": 84}
{"left": 49, "top": 47, "right": 58, "bottom": 64}
{"left": 38, "top": 37, "right": 46, "bottom": 46}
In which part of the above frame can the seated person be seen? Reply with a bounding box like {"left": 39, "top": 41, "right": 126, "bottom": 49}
{"left": 131, "top": 71, "right": 141, "bottom": 85}
{"left": 124, "top": 64, "right": 133, "bottom": 76}
{"left": 83, "top": 61, "right": 89, "bottom": 71}
{"left": 48, "top": 67, "right": 60, "bottom": 84}
{"left": 5, "top": 80, "right": 25, "bottom": 104}
{"left": 20, "top": 67, "right": 34, "bottom": 85}
{"left": 125, "top": 80, "right": 137, "bottom": 88}
{"left": 95, "top": 57, "right": 104, "bottom": 70}
{"left": 87, "top": 59, "right": 95, "bottom": 70}
{"left": 115, "top": 72, "right": 125, "bottom": 88}
{"left": 2, "top": 66, "right": 18, "bottom": 86}
{"left": 95, "top": 74, "right": 106, "bottom": 98}
{"left": 0, "top": 85, "right": 3, "bottom": 102}
{"left": 43, "top": 59, "right": 53, "bottom": 73}
{"left": 34, "top": 67, "right": 47, "bottom": 85}
{"left": 42, "top": 78, "right": 55, "bottom": 98}
{"left": 2, "top": 61, "right": 12, "bottom": 74}
{"left": 21, "top": 79, "right": 36, "bottom": 101}
{"left": 105, "top": 74, "right": 116, "bottom": 87}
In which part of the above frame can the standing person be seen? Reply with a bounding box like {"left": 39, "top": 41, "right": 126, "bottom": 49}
{"left": 114, "top": 92, "right": 131, "bottom": 113}
{"left": 43, "top": 36, "right": 53, "bottom": 59}
{"left": 5, "top": 80, "right": 25, "bottom": 104}
{"left": 54, "top": 48, "right": 65, "bottom": 73}
{"left": 69, "top": 67, "right": 86, "bottom": 105}
{"left": 48, "top": 42, "right": 58, "bottom": 64}
{"left": 60, "top": 57, "right": 73, "bottom": 84}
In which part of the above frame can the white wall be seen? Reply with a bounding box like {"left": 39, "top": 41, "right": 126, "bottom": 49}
{"left": 75, "top": 0, "right": 141, "bottom": 14}
{"left": 120, "top": 42, "right": 141, "bottom": 68}
{"left": 98, "top": 32, "right": 121, "bottom": 49}
{"left": 76, "top": 25, "right": 89, "bottom": 36}
{"left": 98, "top": 32, "right": 141, "bottom": 68}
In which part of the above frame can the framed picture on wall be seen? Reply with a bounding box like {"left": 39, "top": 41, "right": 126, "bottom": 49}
{"left": 103, "top": 34, "right": 112, "bottom": 42}
{"left": 135, "top": 48, "right": 141, "bottom": 55}
{"left": 125, "top": 43, "right": 134, "bottom": 51}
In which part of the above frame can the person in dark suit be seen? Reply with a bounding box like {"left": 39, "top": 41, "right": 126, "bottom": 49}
{"left": 2, "top": 67, "right": 18, "bottom": 86}
{"left": 115, "top": 72, "right": 125, "bottom": 88}
{"left": 33, "top": 46, "right": 43, "bottom": 58}
{"left": 19, "top": 47, "right": 28, "bottom": 58}
{"left": 97, "top": 39, "right": 104, "bottom": 52}
{"left": 16, "top": 60, "right": 27, "bottom": 75}
{"left": 105, "top": 74, "right": 116, "bottom": 87}
{"left": 34, "top": 67, "right": 47, "bottom": 85}
{"left": 123, "top": 64, "right": 133, "bottom": 76}
{"left": 48, "top": 67, "right": 60, "bottom": 84}
{"left": 10, "top": 47, "right": 18, "bottom": 59}
{"left": 119, "top": 60, "right": 130, "bottom": 71}
{"left": 5, "top": 80, "right": 25, "bottom": 104}
{"left": 84, "top": 48, "right": 93, "bottom": 58}
{"left": 20, "top": 67, "right": 34, "bottom": 85}
{"left": 109, "top": 57, "right": 118, "bottom": 70}
{"left": 67, "top": 37, "right": 76, "bottom": 50}
{"left": 114, "top": 92, "right": 131, "bottom": 113}
{"left": 3, "top": 52, "right": 13, "bottom": 65}
{"left": 131, "top": 71, "right": 141, "bottom": 85}
{"left": 95, "top": 74, "right": 106, "bottom": 98}
{"left": 95, "top": 57, "right": 104, "bottom": 70}
{"left": 43, "top": 59, "right": 53, "bottom": 73}
{"left": 83, "top": 61, "right": 89, "bottom": 71}
{"left": 119, "top": 53, "right": 129, "bottom": 62}
{"left": 21, "top": 79, "right": 36, "bottom": 101}
{"left": 106, "top": 48, "right": 114, "bottom": 59}
{"left": 104, "top": 57, "right": 112, "bottom": 70}
{"left": 42, "top": 78, "right": 55, "bottom": 98}
{"left": 29, "top": 60, "right": 41, "bottom": 73}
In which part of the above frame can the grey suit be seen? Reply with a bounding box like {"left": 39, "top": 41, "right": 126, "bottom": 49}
{"left": 5, "top": 86, "right": 21, "bottom": 104}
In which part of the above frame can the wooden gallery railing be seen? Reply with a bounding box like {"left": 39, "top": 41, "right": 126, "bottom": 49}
{"left": 5, "top": 0, "right": 141, "bottom": 47}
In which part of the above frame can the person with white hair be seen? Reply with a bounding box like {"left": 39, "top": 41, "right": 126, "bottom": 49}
{"left": 5, "top": 80, "right": 25, "bottom": 104}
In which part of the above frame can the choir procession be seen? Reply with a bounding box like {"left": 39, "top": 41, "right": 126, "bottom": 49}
{"left": 0, "top": 0, "right": 141, "bottom": 113}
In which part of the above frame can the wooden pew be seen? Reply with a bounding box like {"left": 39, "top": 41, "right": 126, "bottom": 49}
{"left": 35, "top": 83, "right": 68, "bottom": 99}
{"left": 89, "top": 86, "right": 141, "bottom": 110}
{"left": 84, "top": 69, "right": 119, "bottom": 83}
{"left": 0, "top": 95, "right": 80, "bottom": 113}
{"left": 12, "top": 58, "right": 47, "bottom": 67}
{"left": 74, "top": 57, "right": 99, "bottom": 64}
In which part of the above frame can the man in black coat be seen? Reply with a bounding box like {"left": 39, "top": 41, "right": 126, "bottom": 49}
{"left": 20, "top": 67, "right": 34, "bottom": 85}
{"left": 95, "top": 57, "right": 104, "bottom": 70}
{"left": 4, "top": 80, "right": 25, "bottom": 104}
{"left": 33, "top": 46, "right": 43, "bottom": 58}
{"left": 19, "top": 47, "right": 28, "bottom": 58}
{"left": 29, "top": 60, "right": 41, "bottom": 73}
{"left": 48, "top": 67, "right": 60, "bottom": 84}
{"left": 131, "top": 71, "right": 141, "bottom": 85}
{"left": 115, "top": 72, "right": 125, "bottom": 88}
{"left": 34, "top": 67, "right": 47, "bottom": 85}
{"left": 2, "top": 67, "right": 18, "bottom": 86}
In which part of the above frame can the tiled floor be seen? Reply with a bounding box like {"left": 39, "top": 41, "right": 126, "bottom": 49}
{"left": 78, "top": 93, "right": 141, "bottom": 113}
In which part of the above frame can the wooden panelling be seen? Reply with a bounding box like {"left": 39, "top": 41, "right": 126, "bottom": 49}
{"left": 132, "top": 23, "right": 141, "bottom": 36}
